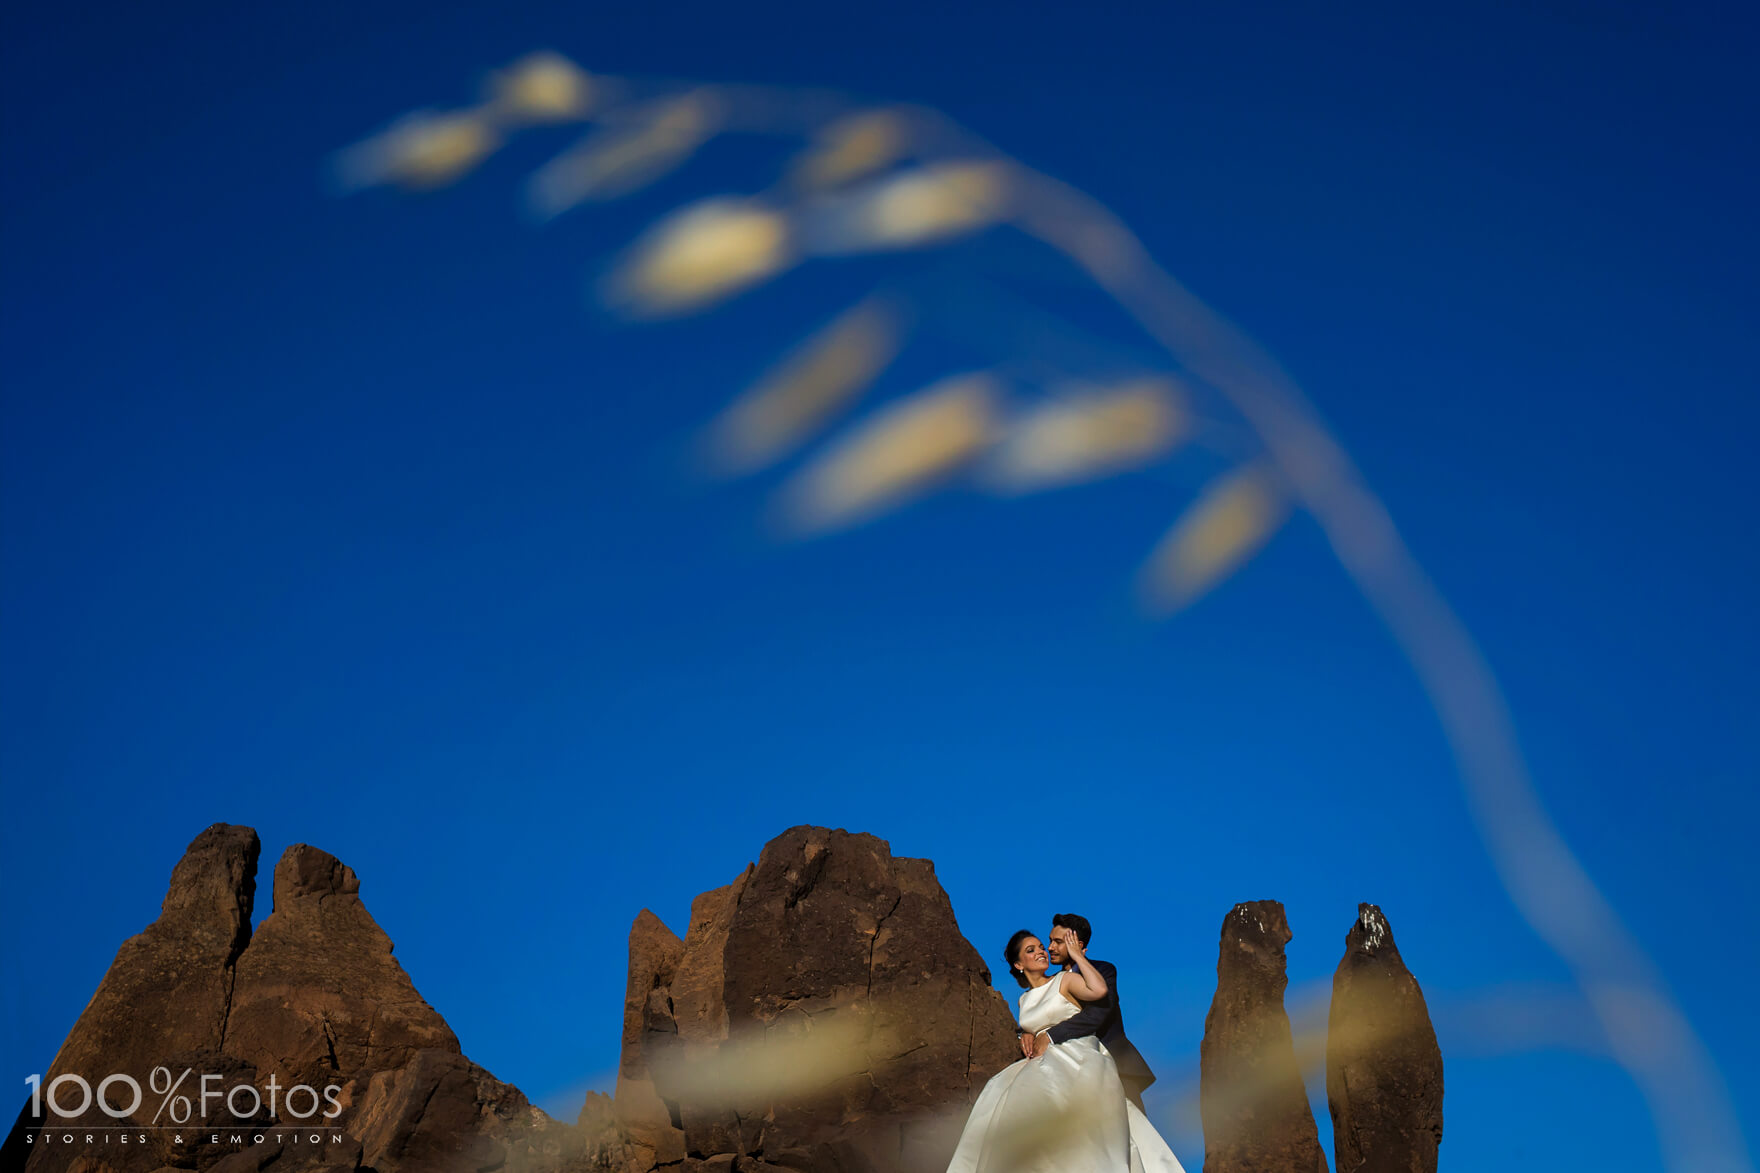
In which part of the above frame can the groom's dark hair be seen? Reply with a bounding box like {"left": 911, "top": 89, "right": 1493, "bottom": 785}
{"left": 1052, "top": 912, "right": 1092, "bottom": 947}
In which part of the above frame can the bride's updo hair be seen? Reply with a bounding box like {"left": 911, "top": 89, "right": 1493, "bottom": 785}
{"left": 1003, "top": 929, "right": 1037, "bottom": 989}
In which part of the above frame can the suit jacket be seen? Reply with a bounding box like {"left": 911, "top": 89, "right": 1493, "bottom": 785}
{"left": 1042, "top": 958, "right": 1156, "bottom": 1094}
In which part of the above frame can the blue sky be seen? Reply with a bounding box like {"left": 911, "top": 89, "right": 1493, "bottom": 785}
{"left": 3, "top": 2, "right": 1756, "bottom": 1169}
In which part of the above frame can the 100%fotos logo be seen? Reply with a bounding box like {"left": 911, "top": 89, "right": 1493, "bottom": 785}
{"left": 24, "top": 1066, "right": 344, "bottom": 1123}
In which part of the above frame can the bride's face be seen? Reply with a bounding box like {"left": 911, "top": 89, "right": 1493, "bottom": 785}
{"left": 1014, "top": 936, "right": 1050, "bottom": 979}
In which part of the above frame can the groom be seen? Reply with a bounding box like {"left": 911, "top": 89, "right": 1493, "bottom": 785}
{"left": 1025, "top": 912, "right": 1157, "bottom": 1110}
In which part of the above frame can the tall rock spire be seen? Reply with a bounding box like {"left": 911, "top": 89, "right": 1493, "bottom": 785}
{"left": 10, "top": 824, "right": 296, "bottom": 1173}
{"left": 612, "top": 908, "right": 689, "bottom": 1166}
{"left": 44, "top": 823, "right": 259, "bottom": 1087}
{"left": 1325, "top": 903, "right": 1443, "bottom": 1173}
{"left": 10, "top": 828, "right": 584, "bottom": 1173}
{"left": 222, "top": 842, "right": 460, "bottom": 1089}
{"left": 1199, "top": 899, "right": 1329, "bottom": 1173}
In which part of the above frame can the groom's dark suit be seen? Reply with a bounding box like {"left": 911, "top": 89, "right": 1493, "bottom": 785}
{"left": 1044, "top": 959, "right": 1156, "bottom": 1109}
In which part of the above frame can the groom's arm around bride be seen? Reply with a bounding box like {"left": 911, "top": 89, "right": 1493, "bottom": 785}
{"left": 1032, "top": 956, "right": 1113, "bottom": 1054}
{"left": 1036, "top": 913, "right": 1158, "bottom": 1110}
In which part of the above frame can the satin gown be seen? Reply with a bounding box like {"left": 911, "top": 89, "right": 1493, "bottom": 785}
{"left": 946, "top": 971, "right": 1186, "bottom": 1173}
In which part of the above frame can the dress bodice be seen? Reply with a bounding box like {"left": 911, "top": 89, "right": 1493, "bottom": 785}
{"left": 1018, "top": 972, "right": 1080, "bottom": 1034}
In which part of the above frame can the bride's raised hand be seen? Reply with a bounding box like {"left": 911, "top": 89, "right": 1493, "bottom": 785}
{"left": 1057, "top": 935, "right": 1108, "bottom": 1002}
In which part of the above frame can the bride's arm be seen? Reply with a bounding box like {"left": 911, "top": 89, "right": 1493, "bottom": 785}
{"left": 1058, "top": 936, "right": 1109, "bottom": 1003}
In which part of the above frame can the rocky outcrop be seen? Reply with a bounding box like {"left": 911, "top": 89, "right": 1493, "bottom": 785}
{"left": 611, "top": 826, "right": 1021, "bottom": 1172}
{"left": 225, "top": 842, "right": 581, "bottom": 1173}
{"left": 612, "top": 910, "right": 688, "bottom": 1166}
{"left": 346, "top": 1047, "right": 573, "bottom": 1172}
{"left": 1325, "top": 904, "right": 1442, "bottom": 1173}
{"left": 221, "top": 843, "right": 460, "bottom": 1093}
{"left": 9, "top": 824, "right": 586, "bottom": 1173}
{"left": 9, "top": 824, "right": 262, "bottom": 1172}
{"left": 1199, "top": 900, "right": 1329, "bottom": 1173}
{"left": 8, "top": 823, "right": 1024, "bottom": 1173}
{"left": 40, "top": 824, "right": 257, "bottom": 1088}
{"left": 10, "top": 823, "right": 1456, "bottom": 1173}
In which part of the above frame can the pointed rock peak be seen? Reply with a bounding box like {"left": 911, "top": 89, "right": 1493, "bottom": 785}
{"left": 24, "top": 824, "right": 259, "bottom": 1103}
{"left": 1202, "top": 899, "right": 1329, "bottom": 1173}
{"left": 1347, "top": 901, "right": 1397, "bottom": 958}
{"left": 25, "top": 827, "right": 569, "bottom": 1173}
{"left": 615, "top": 910, "right": 691, "bottom": 1161}
{"left": 157, "top": 822, "right": 260, "bottom": 957}
{"left": 631, "top": 908, "right": 682, "bottom": 948}
{"left": 224, "top": 840, "right": 460, "bottom": 1093}
{"left": 577, "top": 1089, "right": 617, "bottom": 1130}
{"left": 622, "top": 907, "right": 686, "bottom": 1067}
{"left": 1222, "top": 899, "right": 1293, "bottom": 954}
{"left": 1327, "top": 903, "right": 1443, "bottom": 1172}
{"left": 273, "top": 843, "right": 361, "bottom": 908}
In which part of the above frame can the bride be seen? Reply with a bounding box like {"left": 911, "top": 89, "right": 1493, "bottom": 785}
{"left": 946, "top": 930, "right": 1186, "bottom": 1173}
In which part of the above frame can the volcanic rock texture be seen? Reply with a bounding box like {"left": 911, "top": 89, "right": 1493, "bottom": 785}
{"left": 606, "top": 826, "right": 1021, "bottom": 1172}
{"left": 6, "top": 823, "right": 1017, "bottom": 1173}
{"left": 1198, "top": 899, "right": 1330, "bottom": 1173}
{"left": 1325, "top": 904, "right": 1443, "bottom": 1173}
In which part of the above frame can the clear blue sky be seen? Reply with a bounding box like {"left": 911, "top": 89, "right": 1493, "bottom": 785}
{"left": 3, "top": 2, "right": 1755, "bottom": 1170}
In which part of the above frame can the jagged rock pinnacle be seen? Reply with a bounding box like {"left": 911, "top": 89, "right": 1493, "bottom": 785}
{"left": 1199, "top": 899, "right": 1329, "bottom": 1173}
{"left": 1326, "top": 903, "right": 1443, "bottom": 1173}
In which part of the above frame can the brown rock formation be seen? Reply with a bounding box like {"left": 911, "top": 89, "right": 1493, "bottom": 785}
{"left": 1199, "top": 900, "right": 1329, "bottom": 1173}
{"left": 613, "top": 910, "right": 688, "bottom": 1166}
{"left": 612, "top": 826, "right": 1020, "bottom": 1173}
{"left": 11, "top": 824, "right": 264, "bottom": 1173}
{"left": 222, "top": 843, "right": 460, "bottom": 1091}
{"left": 40, "top": 824, "right": 257, "bottom": 1089}
{"left": 1325, "top": 904, "right": 1443, "bottom": 1173}
{"left": 10, "top": 825, "right": 585, "bottom": 1173}
{"left": 8, "top": 822, "right": 1033, "bottom": 1173}
{"left": 346, "top": 1048, "right": 567, "bottom": 1172}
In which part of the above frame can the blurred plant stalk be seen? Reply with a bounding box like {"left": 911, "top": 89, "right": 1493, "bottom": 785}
{"left": 333, "top": 52, "right": 1753, "bottom": 1173}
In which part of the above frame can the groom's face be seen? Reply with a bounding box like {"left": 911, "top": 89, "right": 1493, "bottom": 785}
{"left": 1047, "top": 925, "right": 1072, "bottom": 965}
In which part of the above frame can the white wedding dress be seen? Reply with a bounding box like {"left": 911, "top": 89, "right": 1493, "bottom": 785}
{"left": 946, "top": 971, "right": 1187, "bottom": 1173}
